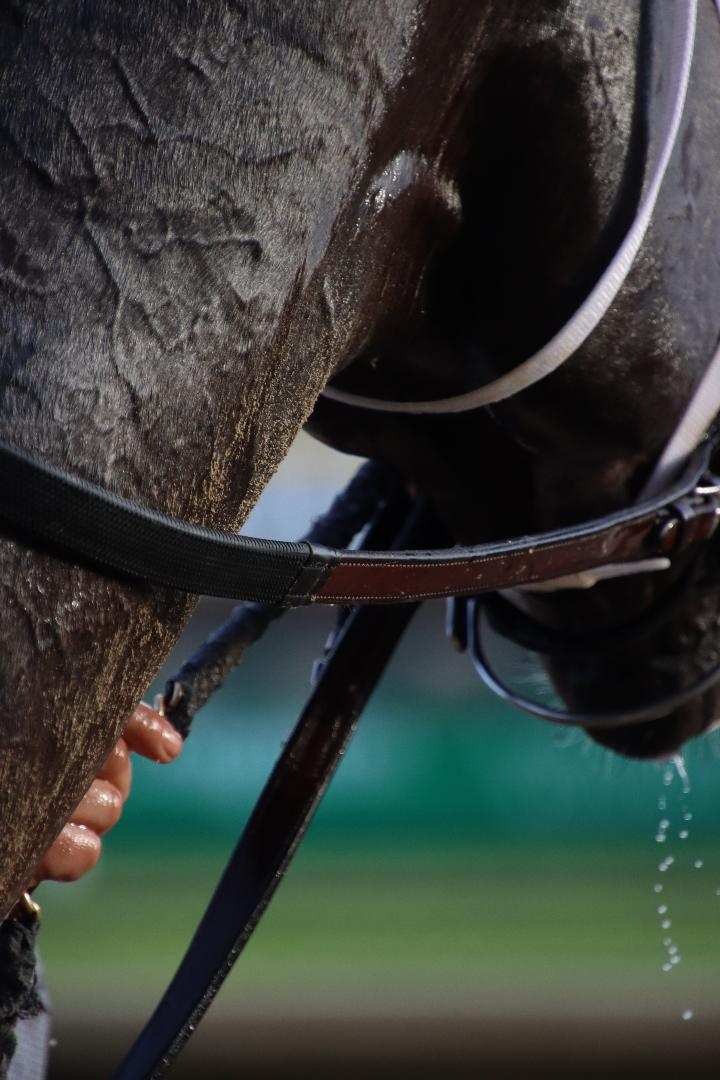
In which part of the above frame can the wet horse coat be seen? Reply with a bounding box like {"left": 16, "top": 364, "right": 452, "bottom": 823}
{"left": 0, "top": 0, "right": 720, "bottom": 1071}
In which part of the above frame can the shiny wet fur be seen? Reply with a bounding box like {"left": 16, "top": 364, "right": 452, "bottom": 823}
{"left": 0, "top": 0, "right": 719, "bottom": 919}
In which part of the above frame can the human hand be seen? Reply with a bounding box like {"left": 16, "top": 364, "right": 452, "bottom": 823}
{"left": 31, "top": 702, "right": 183, "bottom": 885}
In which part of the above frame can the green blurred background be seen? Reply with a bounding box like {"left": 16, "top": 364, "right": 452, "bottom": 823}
{"left": 40, "top": 435, "right": 720, "bottom": 1077}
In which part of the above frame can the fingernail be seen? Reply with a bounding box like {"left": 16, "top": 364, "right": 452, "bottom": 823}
{"left": 160, "top": 725, "right": 183, "bottom": 760}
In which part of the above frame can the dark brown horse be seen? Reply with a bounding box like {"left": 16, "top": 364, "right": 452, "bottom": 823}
{"left": 0, "top": 0, "right": 719, "bottom": 1026}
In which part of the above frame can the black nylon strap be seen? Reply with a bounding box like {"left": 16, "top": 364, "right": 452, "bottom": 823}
{"left": 0, "top": 442, "right": 330, "bottom": 605}
{"left": 115, "top": 601, "right": 419, "bottom": 1080}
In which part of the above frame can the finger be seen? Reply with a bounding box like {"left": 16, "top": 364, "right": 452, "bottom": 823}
{"left": 123, "top": 702, "right": 183, "bottom": 763}
{"left": 70, "top": 779, "right": 123, "bottom": 836}
{"left": 97, "top": 737, "right": 132, "bottom": 801}
{"left": 32, "top": 823, "right": 102, "bottom": 885}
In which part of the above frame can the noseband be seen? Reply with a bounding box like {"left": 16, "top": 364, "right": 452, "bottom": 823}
{"left": 466, "top": 587, "right": 720, "bottom": 730}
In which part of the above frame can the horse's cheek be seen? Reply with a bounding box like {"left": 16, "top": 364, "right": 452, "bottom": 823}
{"left": 0, "top": 541, "right": 193, "bottom": 917}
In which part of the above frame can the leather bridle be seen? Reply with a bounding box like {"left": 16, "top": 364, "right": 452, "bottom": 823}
{"left": 0, "top": 431, "right": 718, "bottom": 609}
{"left": 1, "top": 1, "right": 719, "bottom": 1077}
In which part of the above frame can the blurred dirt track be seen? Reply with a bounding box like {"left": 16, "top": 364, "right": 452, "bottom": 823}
{"left": 51, "top": 1015, "right": 720, "bottom": 1078}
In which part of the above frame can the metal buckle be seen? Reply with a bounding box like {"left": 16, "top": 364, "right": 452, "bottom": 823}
{"left": 693, "top": 469, "right": 720, "bottom": 497}
{"left": 654, "top": 474, "right": 720, "bottom": 555}
{"left": 682, "top": 473, "right": 720, "bottom": 541}
{"left": 6, "top": 891, "right": 41, "bottom": 923}
{"left": 20, "top": 892, "right": 41, "bottom": 920}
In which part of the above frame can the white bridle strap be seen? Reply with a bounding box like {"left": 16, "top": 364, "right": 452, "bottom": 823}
{"left": 524, "top": 0, "right": 720, "bottom": 590}
{"left": 642, "top": 335, "right": 720, "bottom": 497}
{"left": 638, "top": 5, "right": 720, "bottom": 499}
{"left": 322, "top": 0, "right": 698, "bottom": 415}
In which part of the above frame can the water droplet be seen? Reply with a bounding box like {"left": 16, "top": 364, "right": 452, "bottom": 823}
{"left": 663, "top": 937, "right": 673, "bottom": 947}
{"left": 656, "top": 834, "right": 667, "bottom": 843}
{"left": 662, "top": 919, "right": 672, "bottom": 929}
{"left": 682, "top": 1009, "right": 694, "bottom": 1021}
{"left": 658, "top": 797, "right": 667, "bottom": 810}
{"left": 694, "top": 859, "right": 704, "bottom": 869}
{"left": 659, "top": 819, "right": 670, "bottom": 830}
{"left": 662, "top": 962, "right": 673, "bottom": 972}
{"left": 683, "top": 812, "right": 693, "bottom": 822}
{"left": 715, "top": 887, "right": 720, "bottom": 897}
{"left": 679, "top": 830, "right": 689, "bottom": 840}
{"left": 668, "top": 944, "right": 678, "bottom": 955}
{"left": 654, "top": 884, "right": 664, "bottom": 893}
{"left": 657, "top": 904, "right": 668, "bottom": 914}
{"left": 671, "top": 954, "right": 681, "bottom": 966}
{"left": 663, "top": 770, "right": 674, "bottom": 787}
{"left": 673, "top": 755, "right": 691, "bottom": 794}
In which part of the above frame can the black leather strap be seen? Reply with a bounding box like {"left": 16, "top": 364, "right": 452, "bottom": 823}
{"left": 112, "top": 495, "right": 431, "bottom": 1079}
{"left": 0, "top": 438, "right": 716, "bottom": 605}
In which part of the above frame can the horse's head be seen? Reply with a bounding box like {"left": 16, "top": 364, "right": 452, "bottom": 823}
{"left": 310, "top": 0, "right": 720, "bottom": 762}
{"left": 1, "top": 1, "right": 719, "bottom": 1070}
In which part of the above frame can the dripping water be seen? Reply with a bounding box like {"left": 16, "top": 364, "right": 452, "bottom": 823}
{"left": 652, "top": 756, "right": 697, "bottom": 1019}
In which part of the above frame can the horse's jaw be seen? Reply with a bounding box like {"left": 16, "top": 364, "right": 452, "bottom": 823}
{"left": 0, "top": 536, "right": 196, "bottom": 917}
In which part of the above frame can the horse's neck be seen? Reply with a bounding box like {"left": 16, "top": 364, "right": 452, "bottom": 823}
{"left": 0, "top": 2, "right": 427, "bottom": 530}
{"left": 0, "top": 0, "right": 444, "bottom": 913}
{"left": 0, "top": 0, "right": 513, "bottom": 915}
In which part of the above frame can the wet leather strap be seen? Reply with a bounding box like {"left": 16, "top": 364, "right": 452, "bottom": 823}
{"left": 112, "top": 493, "right": 430, "bottom": 1079}
{"left": 114, "top": 600, "right": 419, "bottom": 1080}
{"left": 0, "top": 438, "right": 716, "bottom": 606}
{"left": 313, "top": 482, "right": 717, "bottom": 602}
